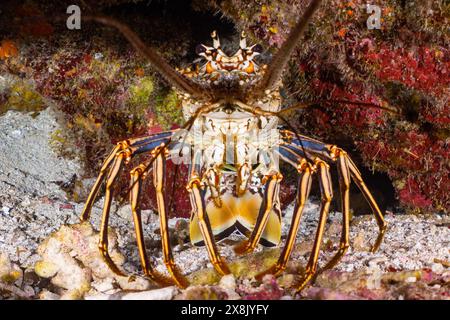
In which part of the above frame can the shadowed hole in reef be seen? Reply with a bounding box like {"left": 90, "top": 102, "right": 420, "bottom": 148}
{"left": 103, "top": 0, "right": 237, "bottom": 61}
{"left": 333, "top": 140, "right": 398, "bottom": 215}
{"left": 281, "top": 155, "right": 398, "bottom": 217}
{"left": 349, "top": 166, "right": 398, "bottom": 215}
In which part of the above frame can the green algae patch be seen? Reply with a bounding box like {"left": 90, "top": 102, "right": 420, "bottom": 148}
{"left": 154, "top": 90, "right": 183, "bottom": 130}
{"left": 129, "top": 76, "right": 155, "bottom": 107}
{"left": 1, "top": 80, "right": 46, "bottom": 116}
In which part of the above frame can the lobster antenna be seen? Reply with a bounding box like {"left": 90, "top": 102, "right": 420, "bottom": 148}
{"left": 277, "top": 99, "right": 400, "bottom": 116}
{"left": 274, "top": 113, "right": 314, "bottom": 164}
{"left": 256, "top": 99, "right": 399, "bottom": 165}
{"left": 82, "top": 15, "right": 208, "bottom": 99}
{"left": 254, "top": 0, "right": 322, "bottom": 96}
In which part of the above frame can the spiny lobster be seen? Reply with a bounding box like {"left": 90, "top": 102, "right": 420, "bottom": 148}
{"left": 80, "top": 0, "right": 387, "bottom": 291}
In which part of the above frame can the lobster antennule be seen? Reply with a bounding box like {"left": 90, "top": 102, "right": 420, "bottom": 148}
{"left": 211, "top": 30, "right": 221, "bottom": 48}
{"left": 239, "top": 31, "right": 247, "bottom": 49}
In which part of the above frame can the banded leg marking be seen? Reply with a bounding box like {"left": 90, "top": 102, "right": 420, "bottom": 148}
{"left": 80, "top": 131, "right": 174, "bottom": 221}
{"left": 81, "top": 144, "right": 122, "bottom": 221}
{"left": 234, "top": 172, "right": 283, "bottom": 255}
{"left": 322, "top": 148, "right": 351, "bottom": 271}
{"left": 98, "top": 151, "right": 126, "bottom": 276}
{"left": 129, "top": 163, "right": 175, "bottom": 286}
{"left": 256, "top": 159, "right": 313, "bottom": 279}
{"left": 346, "top": 156, "right": 387, "bottom": 252}
{"left": 81, "top": 131, "right": 174, "bottom": 278}
{"left": 153, "top": 151, "right": 190, "bottom": 288}
{"left": 296, "top": 159, "right": 333, "bottom": 291}
{"left": 188, "top": 177, "right": 231, "bottom": 276}
{"left": 286, "top": 136, "right": 387, "bottom": 254}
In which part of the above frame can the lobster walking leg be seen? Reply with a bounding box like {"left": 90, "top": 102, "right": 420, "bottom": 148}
{"left": 98, "top": 151, "right": 126, "bottom": 276}
{"left": 285, "top": 131, "right": 387, "bottom": 255}
{"left": 188, "top": 177, "right": 231, "bottom": 275}
{"left": 81, "top": 144, "right": 122, "bottom": 221}
{"left": 81, "top": 132, "right": 174, "bottom": 276}
{"left": 129, "top": 163, "right": 175, "bottom": 286}
{"left": 187, "top": 148, "right": 231, "bottom": 276}
{"left": 328, "top": 146, "right": 386, "bottom": 253}
{"left": 81, "top": 132, "right": 174, "bottom": 221}
{"left": 234, "top": 172, "right": 283, "bottom": 255}
{"left": 188, "top": 177, "right": 230, "bottom": 275}
{"left": 296, "top": 159, "right": 333, "bottom": 291}
{"left": 152, "top": 150, "right": 190, "bottom": 288}
{"left": 256, "top": 158, "right": 313, "bottom": 279}
{"left": 322, "top": 148, "right": 351, "bottom": 270}
{"left": 346, "top": 156, "right": 387, "bottom": 252}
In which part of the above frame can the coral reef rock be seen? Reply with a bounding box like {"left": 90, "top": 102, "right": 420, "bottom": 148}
{"left": 34, "top": 223, "right": 154, "bottom": 299}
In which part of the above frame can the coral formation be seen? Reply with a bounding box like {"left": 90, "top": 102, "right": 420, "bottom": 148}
{"left": 35, "top": 222, "right": 154, "bottom": 299}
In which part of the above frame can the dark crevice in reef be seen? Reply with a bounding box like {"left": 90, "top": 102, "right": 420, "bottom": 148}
{"left": 1, "top": 0, "right": 238, "bottom": 62}
{"left": 105, "top": 0, "right": 237, "bottom": 53}
{"left": 354, "top": 166, "right": 399, "bottom": 215}
{"left": 315, "top": 159, "right": 398, "bottom": 216}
